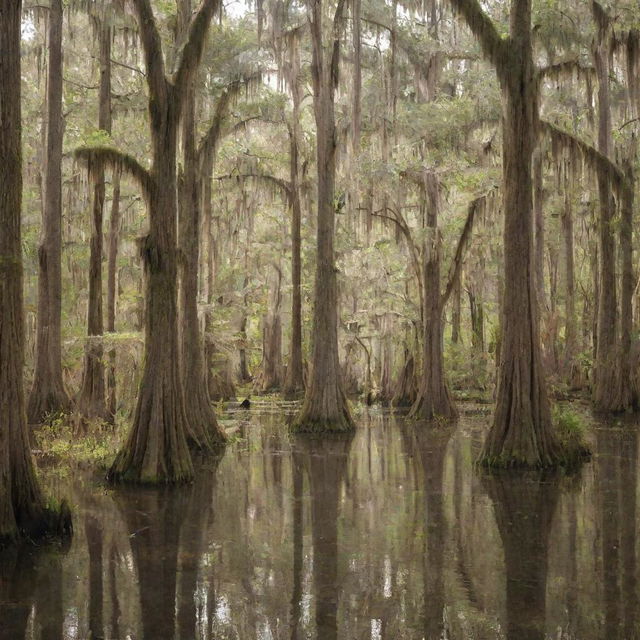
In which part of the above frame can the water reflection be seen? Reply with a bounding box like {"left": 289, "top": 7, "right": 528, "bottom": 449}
{"left": 402, "top": 425, "right": 453, "bottom": 638}
{"left": 596, "top": 426, "right": 639, "bottom": 639}
{"left": 2, "top": 408, "right": 640, "bottom": 639}
{"left": 0, "top": 546, "right": 39, "bottom": 640}
{"left": 293, "top": 436, "right": 353, "bottom": 640}
{"left": 482, "top": 473, "right": 559, "bottom": 640}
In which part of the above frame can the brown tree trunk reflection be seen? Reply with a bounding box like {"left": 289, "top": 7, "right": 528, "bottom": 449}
{"left": 116, "top": 488, "right": 188, "bottom": 639}
{"left": 403, "top": 426, "right": 453, "bottom": 638}
{"left": 596, "top": 427, "right": 638, "bottom": 639}
{"left": 0, "top": 547, "right": 38, "bottom": 640}
{"left": 177, "top": 462, "right": 220, "bottom": 640}
{"left": 293, "top": 435, "right": 353, "bottom": 640}
{"left": 85, "top": 514, "right": 104, "bottom": 639}
{"left": 483, "top": 473, "right": 560, "bottom": 640}
{"left": 290, "top": 446, "right": 304, "bottom": 640}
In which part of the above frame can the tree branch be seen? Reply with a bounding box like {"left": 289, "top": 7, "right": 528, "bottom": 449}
{"left": 197, "top": 72, "right": 264, "bottom": 164}
{"left": 215, "top": 172, "right": 292, "bottom": 199}
{"left": 330, "top": 0, "right": 348, "bottom": 91}
{"left": 537, "top": 59, "right": 594, "bottom": 82}
{"left": 441, "top": 187, "right": 498, "bottom": 308}
{"left": 74, "top": 146, "right": 155, "bottom": 201}
{"left": 173, "top": 0, "right": 221, "bottom": 99}
{"left": 448, "top": 0, "right": 510, "bottom": 78}
{"left": 130, "top": 0, "right": 167, "bottom": 103}
{"left": 540, "top": 119, "right": 630, "bottom": 194}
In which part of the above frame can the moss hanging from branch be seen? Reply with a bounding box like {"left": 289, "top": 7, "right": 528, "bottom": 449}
{"left": 541, "top": 120, "right": 630, "bottom": 198}
{"left": 74, "top": 145, "right": 155, "bottom": 202}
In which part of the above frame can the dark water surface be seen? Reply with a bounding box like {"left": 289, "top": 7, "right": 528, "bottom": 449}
{"left": 2, "top": 404, "right": 639, "bottom": 639}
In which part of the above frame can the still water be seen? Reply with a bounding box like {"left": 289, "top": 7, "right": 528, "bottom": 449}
{"left": 1, "top": 403, "right": 638, "bottom": 639}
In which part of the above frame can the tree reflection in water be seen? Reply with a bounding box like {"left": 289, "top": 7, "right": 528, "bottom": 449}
{"left": 292, "top": 434, "right": 354, "bottom": 640}
{"left": 482, "top": 472, "right": 560, "bottom": 640}
{"left": 402, "top": 424, "right": 454, "bottom": 639}
{"left": 3, "top": 412, "right": 640, "bottom": 639}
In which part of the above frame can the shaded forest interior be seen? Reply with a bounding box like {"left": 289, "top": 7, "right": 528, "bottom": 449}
{"left": 1, "top": 0, "right": 640, "bottom": 635}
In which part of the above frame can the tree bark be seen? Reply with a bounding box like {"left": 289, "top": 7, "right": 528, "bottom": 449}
{"left": 292, "top": 0, "right": 354, "bottom": 432}
{"left": 561, "top": 160, "right": 578, "bottom": 384}
{"left": 283, "top": 50, "right": 305, "bottom": 397}
{"left": 474, "top": 0, "right": 563, "bottom": 466}
{"left": 106, "top": 0, "right": 223, "bottom": 483}
{"left": 28, "top": 0, "right": 72, "bottom": 423}
{"left": 592, "top": 6, "right": 618, "bottom": 410}
{"left": 0, "top": 0, "right": 72, "bottom": 543}
{"left": 409, "top": 172, "right": 457, "bottom": 421}
{"left": 106, "top": 167, "right": 122, "bottom": 418}
{"left": 178, "top": 0, "right": 225, "bottom": 450}
{"left": 78, "top": 19, "right": 111, "bottom": 423}
{"left": 260, "top": 265, "right": 284, "bottom": 391}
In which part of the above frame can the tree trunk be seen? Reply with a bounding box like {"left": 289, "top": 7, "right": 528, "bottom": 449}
{"left": 561, "top": 161, "right": 578, "bottom": 385}
{"left": 106, "top": 167, "right": 122, "bottom": 418}
{"left": 106, "top": 0, "right": 221, "bottom": 482}
{"left": 260, "top": 265, "right": 283, "bottom": 391}
{"left": 613, "top": 167, "right": 635, "bottom": 410}
{"left": 409, "top": 172, "right": 457, "bottom": 421}
{"left": 480, "top": 0, "right": 562, "bottom": 467}
{"left": 178, "top": 26, "right": 225, "bottom": 450}
{"left": 0, "top": 0, "right": 71, "bottom": 543}
{"left": 78, "top": 20, "right": 111, "bottom": 423}
{"left": 391, "top": 349, "right": 418, "bottom": 408}
{"left": 237, "top": 273, "right": 252, "bottom": 383}
{"left": 108, "top": 126, "right": 194, "bottom": 483}
{"left": 28, "top": 0, "right": 71, "bottom": 423}
{"left": 468, "top": 287, "right": 484, "bottom": 352}
{"left": 283, "top": 110, "right": 305, "bottom": 396}
{"left": 451, "top": 276, "right": 461, "bottom": 344}
{"left": 592, "top": 13, "right": 618, "bottom": 410}
{"left": 292, "top": 0, "right": 354, "bottom": 432}
{"left": 533, "top": 148, "right": 546, "bottom": 310}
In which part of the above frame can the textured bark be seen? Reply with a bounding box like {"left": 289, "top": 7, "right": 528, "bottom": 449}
{"left": 237, "top": 260, "right": 251, "bottom": 383}
{"left": 451, "top": 277, "right": 461, "bottom": 344}
{"left": 0, "top": 0, "right": 71, "bottom": 544}
{"left": 201, "top": 155, "right": 236, "bottom": 401}
{"left": 468, "top": 286, "right": 484, "bottom": 352}
{"left": 561, "top": 162, "right": 579, "bottom": 384}
{"left": 391, "top": 350, "right": 418, "bottom": 408}
{"left": 28, "top": 0, "right": 72, "bottom": 423}
{"left": 107, "top": 0, "right": 222, "bottom": 483}
{"left": 617, "top": 168, "right": 635, "bottom": 409}
{"left": 78, "top": 20, "right": 111, "bottom": 423}
{"left": 474, "top": 0, "right": 563, "bottom": 466}
{"left": 178, "top": 2, "right": 225, "bottom": 450}
{"left": 409, "top": 172, "right": 457, "bottom": 421}
{"left": 260, "top": 266, "right": 284, "bottom": 391}
{"left": 592, "top": 6, "right": 618, "bottom": 410}
{"left": 533, "top": 148, "right": 546, "bottom": 311}
{"left": 292, "top": 0, "right": 354, "bottom": 433}
{"left": 106, "top": 167, "right": 122, "bottom": 418}
{"left": 283, "top": 49, "right": 305, "bottom": 397}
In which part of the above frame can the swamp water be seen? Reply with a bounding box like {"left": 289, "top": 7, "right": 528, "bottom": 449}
{"left": 1, "top": 403, "right": 639, "bottom": 639}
